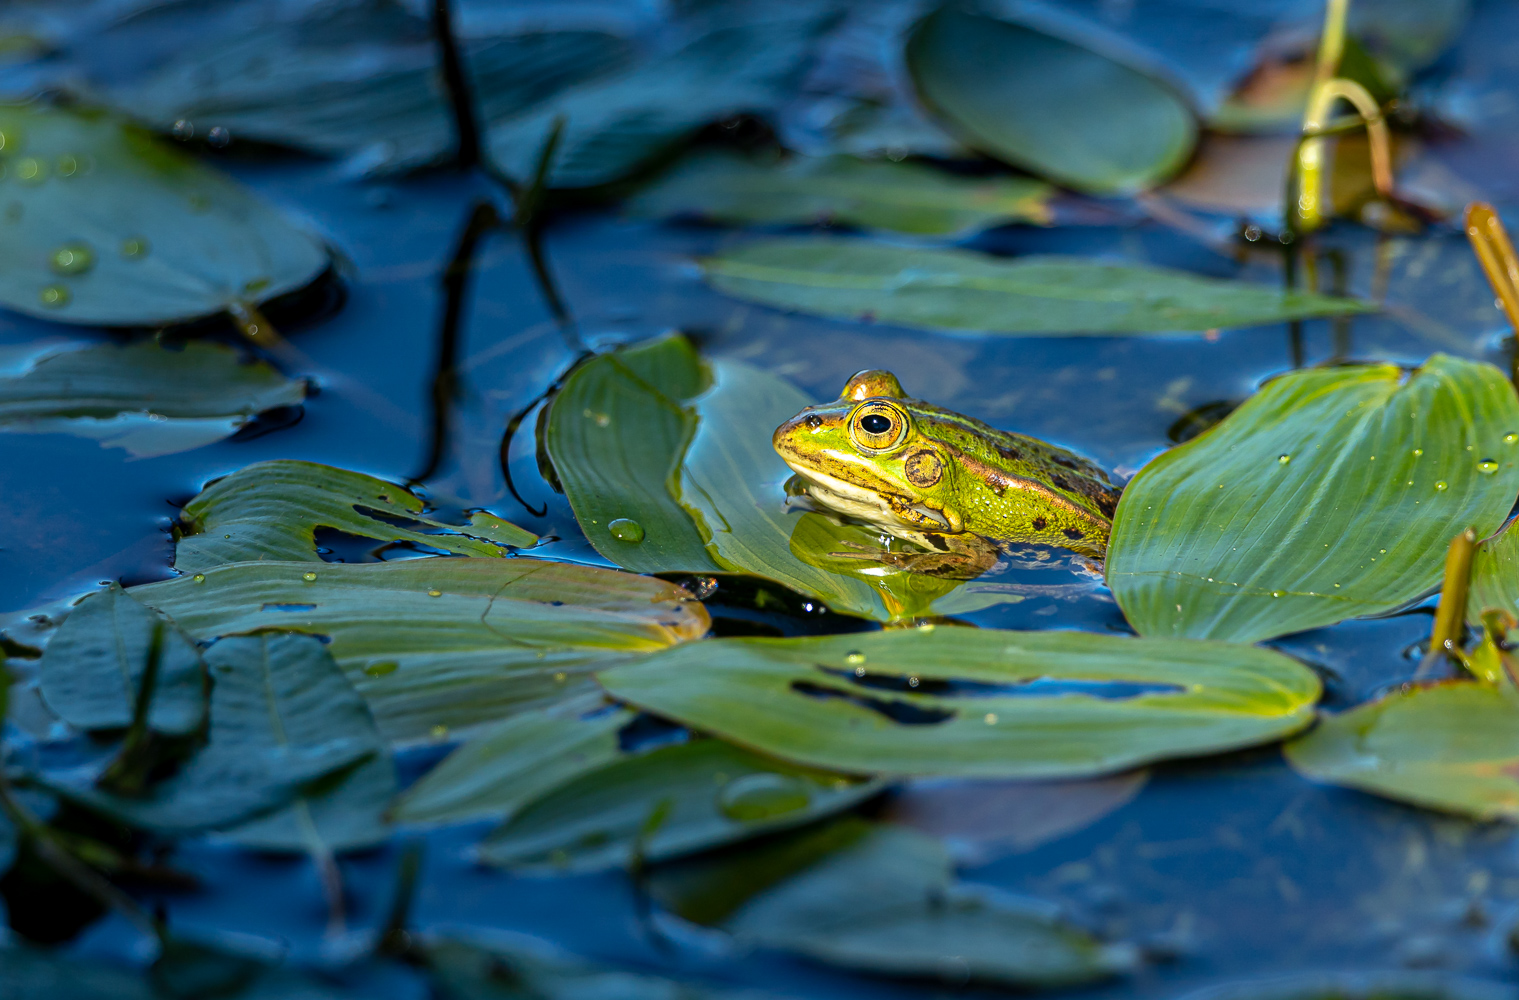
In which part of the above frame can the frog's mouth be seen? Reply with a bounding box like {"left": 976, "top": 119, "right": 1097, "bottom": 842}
{"left": 782, "top": 461, "right": 952, "bottom": 531}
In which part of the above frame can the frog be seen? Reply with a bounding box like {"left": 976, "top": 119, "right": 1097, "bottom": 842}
{"left": 772, "top": 369, "right": 1121, "bottom": 566}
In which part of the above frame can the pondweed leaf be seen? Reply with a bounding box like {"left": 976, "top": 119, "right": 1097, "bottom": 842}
{"left": 597, "top": 628, "right": 1320, "bottom": 778}
{"left": 0, "top": 339, "right": 305, "bottom": 458}
{"left": 701, "top": 238, "right": 1368, "bottom": 335}
{"left": 1468, "top": 517, "right": 1519, "bottom": 626}
{"left": 1109, "top": 355, "right": 1519, "bottom": 643}
{"left": 51, "top": 633, "right": 376, "bottom": 834}
{"left": 629, "top": 151, "right": 1052, "bottom": 235}
{"left": 485, "top": 12, "right": 833, "bottom": 189}
{"left": 39, "top": 583, "right": 207, "bottom": 736}
{"left": 477, "top": 737, "right": 880, "bottom": 874}
{"left": 132, "top": 558, "right": 709, "bottom": 744}
{"left": 906, "top": 7, "right": 1195, "bottom": 194}
{"left": 655, "top": 820, "right": 1136, "bottom": 988}
{"left": 174, "top": 459, "right": 536, "bottom": 575}
{"left": 0, "top": 102, "right": 327, "bottom": 325}
{"left": 1284, "top": 681, "right": 1519, "bottom": 819}
{"left": 393, "top": 694, "right": 632, "bottom": 827}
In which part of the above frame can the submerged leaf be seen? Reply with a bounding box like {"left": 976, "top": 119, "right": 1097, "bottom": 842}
{"left": 131, "top": 558, "right": 709, "bottom": 743}
{"left": 393, "top": 694, "right": 631, "bottom": 827}
{"left": 597, "top": 628, "right": 1320, "bottom": 779}
{"left": 0, "top": 102, "right": 327, "bottom": 325}
{"left": 629, "top": 151, "right": 1051, "bottom": 235}
{"left": 1109, "top": 355, "right": 1519, "bottom": 643}
{"left": 702, "top": 238, "right": 1368, "bottom": 335}
{"left": 174, "top": 459, "right": 535, "bottom": 575}
{"left": 0, "top": 340, "right": 305, "bottom": 457}
{"left": 52, "top": 633, "right": 375, "bottom": 833}
{"left": 38, "top": 583, "right": 206, "bottom": 736}
{"left": 906, "top": 7, "right": 1195, "bottom": 194}
{"left": 477, "top": 737, "right": 880, "bottom": 874}
{"left": 1284, "top": 681, "right": 1519, "bottom": 819}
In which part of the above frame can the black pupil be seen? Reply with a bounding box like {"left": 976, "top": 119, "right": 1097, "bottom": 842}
{"left": 861, "top": 413, "right": 892, "bottom": 434}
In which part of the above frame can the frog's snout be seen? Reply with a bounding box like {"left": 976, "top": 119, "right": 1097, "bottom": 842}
{"left": 771, "top": 410, "right": 821, "bottom": 459}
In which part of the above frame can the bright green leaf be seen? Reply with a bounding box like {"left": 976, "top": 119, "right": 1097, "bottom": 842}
{"left": 1284, "top": 681, "right": 1519, "bottom": 820}
{"left": 393, "top": 694, "right": 632, "bottom": 827}
{"left": 0, "top": 339, "right": 306, "bottom": 458}
{"left": 38, "top": 583, "right": 207, "bottom": 736}
{"left": 629, "top": 151, "right": 1051, "bottom": 235}
{"left": 51, "top": 633, "right": 376, "bottom": 833}
{"left": 174, "top": 459, "right": 536, "bottom": 575}
{"left": 131, "top": 558, "right": 709, "bottom": 744}
{"left": 0, "top": 102, "right": 328, "bottom": 325}
{"left": 597, "top": 628, "right": 1321, "bottom": 779}
{"left": 477, "top": 737, "right": 880, "bottom": 874}
{"left": 702, "top": 238, "right": 1368, "bottom": 335}
{"left": 1109, "top": 355, "right": 1519, "bottom": 644}
{"left": 906, "top": 7, "right": 1195, "bottom": 194}
{"left": 1467, "top": 517, "right": 1519, "bottom": 626}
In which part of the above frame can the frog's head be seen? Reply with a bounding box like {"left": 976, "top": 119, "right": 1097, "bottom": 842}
{"left": 772, "top": 369, "right": 963, "bottom": 532}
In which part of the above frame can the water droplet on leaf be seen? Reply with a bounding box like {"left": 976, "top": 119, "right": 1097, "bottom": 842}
{"left": 302, "top": 571, "right": 317, "bottom": 582}
{"left": 120, "top": 237, "right": 149, "bottom": 259}
{"left": 608, "top": 518, "right": 644, "bottom": 543}
{"left": 427, "top": 589, "right": 442, "bottom": 597}
{"left": 717, "top": 773, "right": 812, "bottom": 822}
{"left": 1277, "top": 454, "right": 1290, "bottom": 465}
{"left": 16, "top": 157, "right": 44, "bottom": 183}
{"left": 1413, "top": 448, "right": 1423, "bottom": 457}
{"left": 844, "top": 651, "right": 866, "bottom": 665}
{"left": 1478, "top": 459, "right": 1500, "bottom": 474}
{"left": 1435, "top": 481, "right": 1449, "bottom": 491}
{"left": 192, "top": 574, "right": 205, "bottom": 583}
{"left": 1506, "top": 433, "right": 1518, "bottom": 445}
{"left": 365, "top": 661, "right": 398, "bottom": 677}
{"left": 1271, "top": 590, "right": 1284, "bottom": 598}
{"left": 39, "top": 285, "right": 68, "bottom": 308}
{"left": 49, "top": 243, "right": 93, "bottom": 276}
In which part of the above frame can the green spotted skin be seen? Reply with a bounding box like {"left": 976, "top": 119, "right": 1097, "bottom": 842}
{"left": 773, "top": 370, "right": 1120, "bottom": 558}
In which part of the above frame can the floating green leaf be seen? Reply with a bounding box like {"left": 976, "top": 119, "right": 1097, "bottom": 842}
{"left": 597, "top": 628, "right": 1320, "bottom": 779}
{"left": 906, "top": 7, "right": 1195, "bottom": 194}
{"left": 702, "top": 238, "right": 1368, "bottom": 335}
{"left": 485, "top": 13, "right": 833, "bottom": 189}
{"left": 1284, "top": 681, "right": 1519, "bottom": 819}
{"left": 1109, "top": 355, "right": 1519, "bottom": 644}
{"left": 0, "top": 339, "right": 306, "bottom": 458}
{"left": 1467, "top": 517, "right": 1519, "bottom": 625}
{"left": 478, "top": 737, "right": 880, "bottom": 874}
{"left": 661, "top": 820, "right": 1136, "bottom": 988}
{"left": 0, "top": 102, "right": 328, "bottom": 325}
{"left": 629, "top": 151, "right": 1051, "bottom": 235}
{"left": 132, "top": 558, "right": 709, "bottom": 744}
{"left": 52, "top": 633, "right": 376, "bottom": 833}
{"left": 38, "top": 583, "right": 206, "bottom": 736}
{"left": 174, "top": 459, "right": 536, "bottom": 575}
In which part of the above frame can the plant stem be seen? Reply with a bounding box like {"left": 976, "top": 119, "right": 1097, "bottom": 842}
{"left": 1465, "top": 203, "right": 1519, "bottom": 388}
{"left": 1428, "top": 527, "right": 1477, "bottom": 661}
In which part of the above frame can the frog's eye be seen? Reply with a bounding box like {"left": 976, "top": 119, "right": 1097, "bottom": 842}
{"left": 849, "top": 401, "right": 909, "bottom": 453}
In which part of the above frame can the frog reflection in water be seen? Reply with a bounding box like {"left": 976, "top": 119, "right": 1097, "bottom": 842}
{"left": 772, "top": 370, "right": 1121, "bottom": 578}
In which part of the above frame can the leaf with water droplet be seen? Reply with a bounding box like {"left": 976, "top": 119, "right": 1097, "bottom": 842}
{"left": 172, "top": 459, "right": 535, "bottom": 575}
{"left": 1109, "top": 355, "right": 1519, "bottom": 643}
{"left": 477, "top": 738, "right": 879, "bottom": 874}
{"left": 0, "top": 102, "right": 326, "bottom": 325}
{"left": 607, "top": 518, "right": 645, "bottom": 543}
{"left": 597, "top": 628, "right": 1319, "bottom": 779}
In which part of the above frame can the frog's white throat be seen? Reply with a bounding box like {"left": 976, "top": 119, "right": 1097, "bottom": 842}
{"left": 782, "top": 461, "right": 951, "bottom": 531}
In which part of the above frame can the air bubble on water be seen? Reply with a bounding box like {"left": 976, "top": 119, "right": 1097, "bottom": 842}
{"left": 207, "top": 126, "right": 231, "bottom": 148}
{"left": 49, "top": 243, "right": 93, "bottom": 276}
{"left": 608, "top": 518, "right": 644, "bottom": 543}
{"left": 854, "top": 666, "right": 866, "bottom": 677}
{"left": 1278, "top": 454, "right": 1290, "bottom": 465}
{"left": 1435, "top": 481, "right": 1449, "bottom": 491}
{"left": 39, "top": 285, "right": 68, "bottom": 308}
{"left": 302, "top": 571, "right": 317, "bottom": 582}
{"left": 121, "top": 237, "right": 149, "bottom": 259}
{"left": 717, "top": 773, "right": 812, "bottom": 821}
{"left": 172, "top": 119, "right": 194, "bottom": 140}
{"left": 1478, "top": 459, "right": 1500, "bottom": 474}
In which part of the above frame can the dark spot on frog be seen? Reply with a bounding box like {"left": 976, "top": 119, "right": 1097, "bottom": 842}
{"left": 1052, "top": 455, "right": 1078, "bottom": 470}
{"left": 1031, "top": 516, "right": 1048, "bottom": 530}
{"left": 924, "top": 533, "right": 950, "bottom": 552}
{"left": 996, "top": 444, "right": 1023, "bottom": 462}
{"left": 1052, "top": 475, "right": 1073, "bottom": 492}
{"left": 904, "top": 449, "right": 943, "bottom": 487}
{"left": 1063, "top": 528, "right": 1084, "bottom": 540}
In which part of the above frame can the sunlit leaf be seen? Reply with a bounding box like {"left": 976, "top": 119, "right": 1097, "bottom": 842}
{"left": 131, "top": 558, "right": 709, "bottom": 744}
{"left": 38, "top": 583, "right": 206, "bottom": 736}
{"left": 485, "top": 12, "right": 833, "bottom": 188}
{"left": 174, "top": 459, "right": 536, "bottom": 575}
{"left": 1284, "top": 681, "right": 1519, "bottom": 820}
{"left": 393, "top": 694, "right": 631, "bottom": 827}
{"left": 50, "top": 633, "right": 376, "bottom": 833}
{"left": 906, "top": 7, "right": 1195, "bottom": 194}
{"left": 0, "top": 102, "right": 328, "bottom": 325}
{"left": 1108, "top": 355, "right": 1519, "bottom": 644}
{"left": 702, "top": 238, "right": 1368, "bottom": 335}
{"left": 477, "top": 737, "right": 880, "bottom": 874}
{"left": 0, "top": 339, "right": 305, "bottom": 458}
{"left": 662, "top": 820, "right": 1137, "bottom": 988}
{"left": 629, "top": 151, "right": 1051, "bottom": 235}
{"left": 597, "top": 628, "right": 1320, "bottom": 779}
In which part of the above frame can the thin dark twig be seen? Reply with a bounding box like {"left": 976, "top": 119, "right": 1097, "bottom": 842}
{"left": 431, "top": 0, "right": 480, "bottom": 170}
{"left": 97, "top": 620, "right": 165, "bottom": 795}
{"left": 377, "top": 840, "right": 425, "bottom": 960}
{"left": 497, "top": 350, "right": 593, "bottom": 517}
{"left": 411, "top": 201, "right": 504, "bottom": 485}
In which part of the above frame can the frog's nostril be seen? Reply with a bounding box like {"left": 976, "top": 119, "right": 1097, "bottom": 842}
{"left": 805, "top": 414, "right": 823, "bottom": 429}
